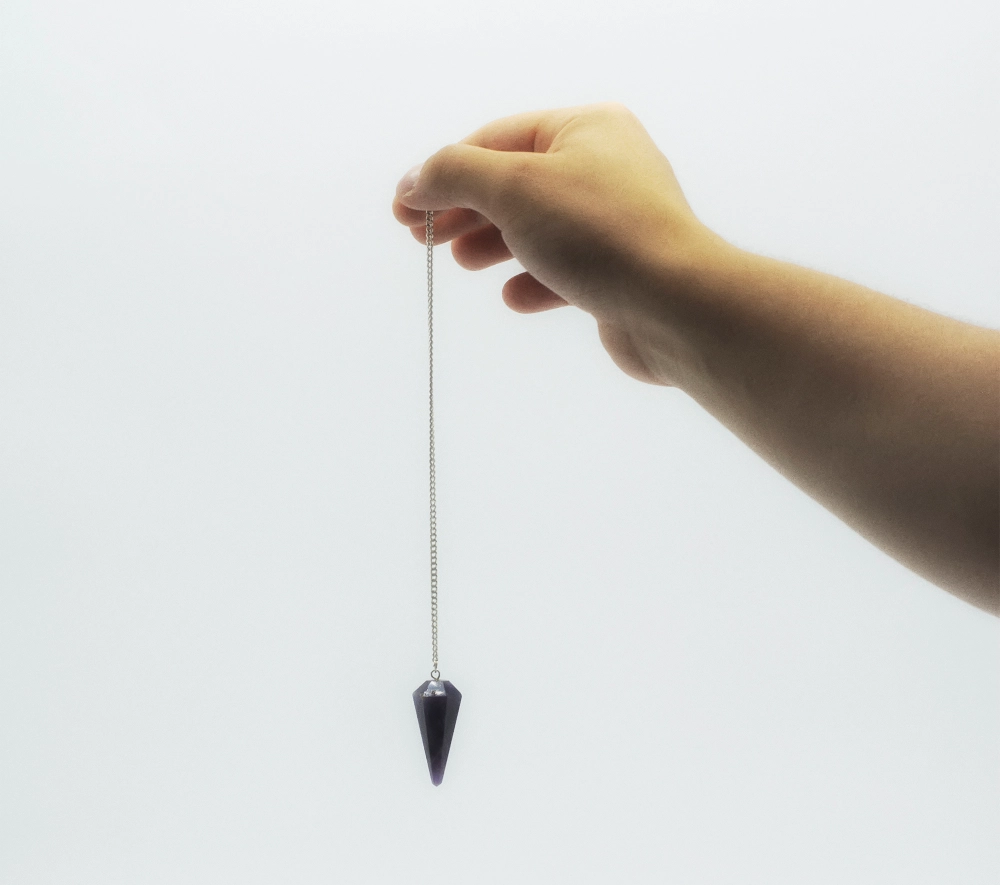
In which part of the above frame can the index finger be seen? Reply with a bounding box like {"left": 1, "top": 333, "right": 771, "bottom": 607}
{"left": 457, "top": 105, "right": 583, "bottom": 155}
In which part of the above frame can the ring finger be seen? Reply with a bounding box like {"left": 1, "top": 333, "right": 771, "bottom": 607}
{"left": 450, "top": 224, "right": 514, "bottom": 271}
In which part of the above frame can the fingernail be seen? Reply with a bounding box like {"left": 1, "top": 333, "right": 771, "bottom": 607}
{"left": 396, "top": 163, "right": 423, "bottom": 198}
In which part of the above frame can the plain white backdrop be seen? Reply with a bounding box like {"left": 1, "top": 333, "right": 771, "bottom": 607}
{"left": 1, "top": 1, "right": 997, "bottom": 882}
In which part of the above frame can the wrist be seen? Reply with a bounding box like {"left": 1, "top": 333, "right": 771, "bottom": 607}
{"left": 618, "top": 222, "right": 743, "bottom": 390}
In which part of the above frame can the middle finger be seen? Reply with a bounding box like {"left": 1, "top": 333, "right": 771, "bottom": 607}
{"left": 395, "top": 204, "right": 492, "bottom": 245}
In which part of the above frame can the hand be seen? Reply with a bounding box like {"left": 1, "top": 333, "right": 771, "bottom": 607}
{"left": 391, "top": 102, "right": 720, "bottom": 385}
{"left": 393, "top": 103, "right": 1000, "bottom": 611}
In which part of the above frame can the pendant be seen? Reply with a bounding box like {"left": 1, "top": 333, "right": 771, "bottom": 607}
{"left": 413, "top": 678, "right": 462, "bottom": 785}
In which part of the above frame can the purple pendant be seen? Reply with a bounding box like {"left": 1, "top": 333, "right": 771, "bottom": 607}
{"left": 413, "top": 679, "right": 462, "bottom": 785}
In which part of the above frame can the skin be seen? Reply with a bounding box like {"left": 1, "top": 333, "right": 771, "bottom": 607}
{"left": 392, "top": 102, "right": 1000, "bottom": 615}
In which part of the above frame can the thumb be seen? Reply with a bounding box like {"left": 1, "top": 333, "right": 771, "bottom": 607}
{"left": 395, "top": 143, "right": 526, "bottom": 220}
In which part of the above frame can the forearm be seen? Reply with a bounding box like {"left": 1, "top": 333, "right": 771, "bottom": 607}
{"left": 638, "top": 236, "right": 1000, "bottom": 613}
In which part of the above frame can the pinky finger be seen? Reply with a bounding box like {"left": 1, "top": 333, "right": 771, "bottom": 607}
{"left": 501, "top": 272, "right": 570, "bottom": 314}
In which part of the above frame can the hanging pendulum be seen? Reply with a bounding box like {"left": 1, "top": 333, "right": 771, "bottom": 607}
{"left": 413, "top": 209, "right": 462, "bottom": 786}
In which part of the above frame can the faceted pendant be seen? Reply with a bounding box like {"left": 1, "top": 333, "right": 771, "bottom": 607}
{"left": 412, "top": 680, "right": 462, "bottom": 785}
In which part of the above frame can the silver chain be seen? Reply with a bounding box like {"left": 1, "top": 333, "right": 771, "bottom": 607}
{"left": 426, "top": 210, "right": 440, "bottom": 681}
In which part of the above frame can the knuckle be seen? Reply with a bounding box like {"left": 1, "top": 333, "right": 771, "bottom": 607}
{"left": 426, "top": 143, "right": 463, "bottom": 182}
{"left": 584, "top": 101, "right": 634, "bottom": 124}
{"left": 421, "top": 143, "right": 474, "bottom": 206}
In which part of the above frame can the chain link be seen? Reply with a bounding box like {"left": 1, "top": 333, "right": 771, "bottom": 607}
{"left": 426, "top": 210, "right": 440, "bottom": 680}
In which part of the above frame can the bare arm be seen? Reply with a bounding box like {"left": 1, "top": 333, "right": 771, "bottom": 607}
{"left": 393, "top": 102, "right": 1000, "bottom": 614}
{"left": 633, "top": 237, "right": 999, "bottom": 611}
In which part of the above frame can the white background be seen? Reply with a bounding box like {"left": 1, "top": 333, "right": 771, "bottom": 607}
{"left": 1, "top": 1, "right": 997, "bottom": 882}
